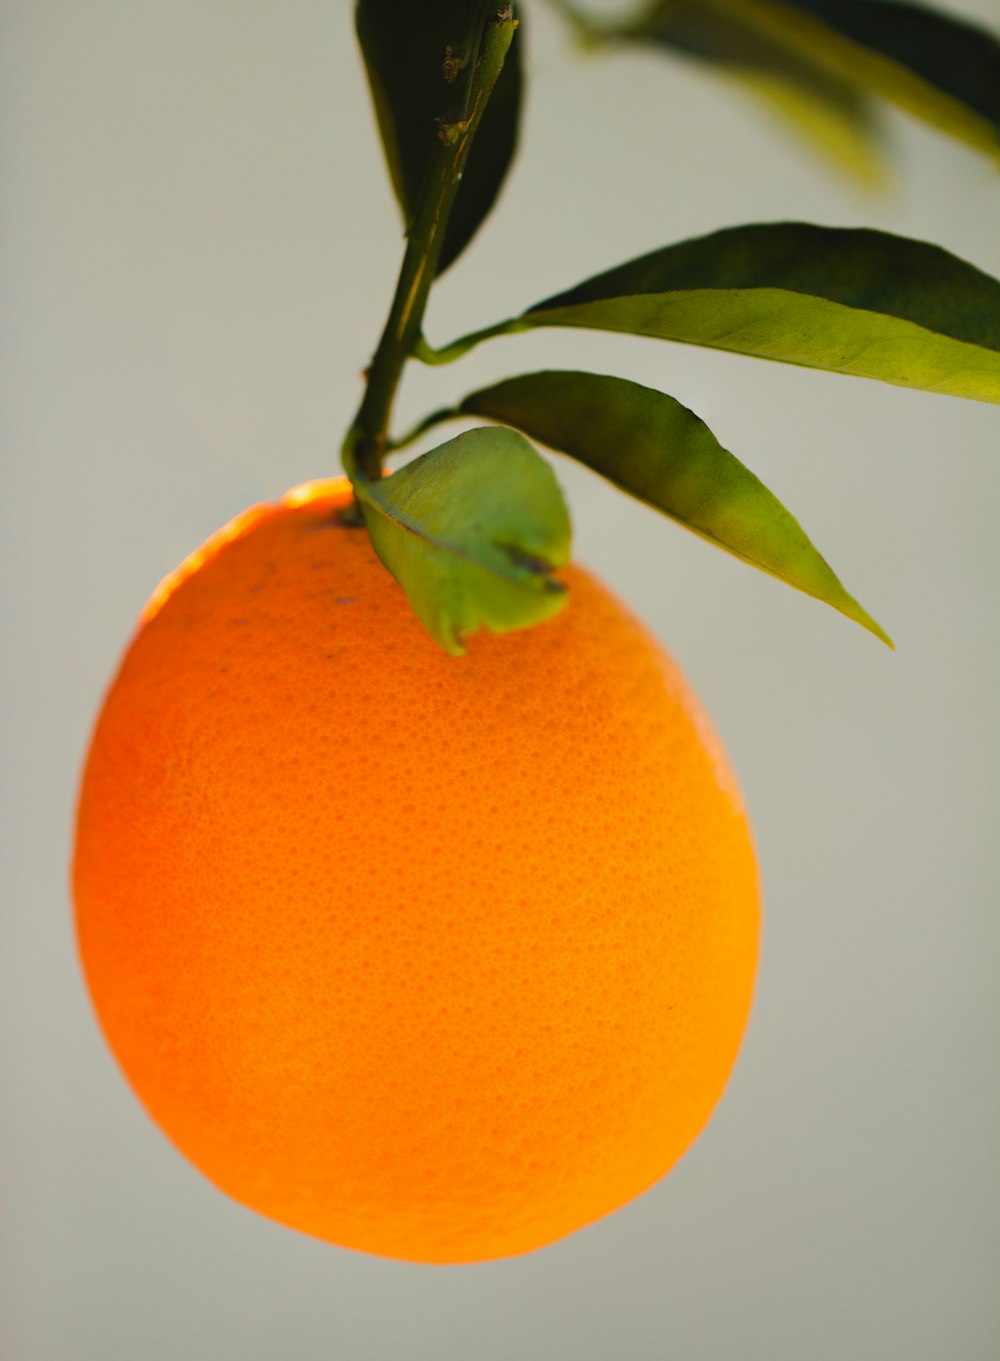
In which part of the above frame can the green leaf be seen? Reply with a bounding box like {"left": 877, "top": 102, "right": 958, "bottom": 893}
{"left": 458, "top": 369, "right": 890, "bottom": 645}
{"left": 356, "top": 426, "right": 571, "bottom": 655}
{"left": 512, "top": 222, "right": 1000, "bottom": 403}
{"left": 624, "top": 0, "right": 885, "bottom": 185}
{"left": 355, "top": 0, "right": 523, "bottom": 274}
{"left": 707, "top": 0, "right": 1000, "bottom": 158}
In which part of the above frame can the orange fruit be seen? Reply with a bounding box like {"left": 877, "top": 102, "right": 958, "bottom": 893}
{"left": 73, "top": 477, "right": 759, "bottom": 1264}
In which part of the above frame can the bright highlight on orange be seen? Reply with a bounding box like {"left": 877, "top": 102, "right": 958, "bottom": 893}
{"left": 74, "top": 479, "right": 759, "bottom": 1264}
{"left": 281, "top": 476, "right": 349, "bottom": 507}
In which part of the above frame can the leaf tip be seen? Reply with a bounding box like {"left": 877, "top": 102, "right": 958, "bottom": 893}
{"left": 844, "top": 596, "right": 894, "bottom": 650}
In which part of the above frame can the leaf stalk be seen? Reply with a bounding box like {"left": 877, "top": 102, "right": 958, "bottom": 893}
{"left": 412, "top": 317, "right": 528, "bottom": 366}
{"left": 386, "top": 406, "right": 459, "bottom": 453}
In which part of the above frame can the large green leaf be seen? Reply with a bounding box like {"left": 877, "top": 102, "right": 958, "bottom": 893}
{"left": 709, "top": 0, "right": 1000, "bottom": 157}
{"left": 356, "top": 0, "right": 523, "bottom": 274}
{"left": 625, "top": 0, "right": 885, "bottom": 184}
{"left": 458, "top": 369, "right": 890, "bottom": 643}
{"left": 356, "top": 426, "right": 571, "bottom": 654}
{"left": 507, "top": 222, "right": 1000, "bottom": 403}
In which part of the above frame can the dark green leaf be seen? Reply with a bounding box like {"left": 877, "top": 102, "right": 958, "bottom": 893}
{"left": 459, "top": 369, "right": 890, "bottom": 644}
{"left": 356, "top": 0, "right": 523, "bottom": 274}
{"left": 708, "top": 0, "right": 1000, "bottom": 157}
{"left": 356, "top": 426, "right": 571, "bottom": 654}
{"left": 626, "top": 0, "right": 885, "bottom": 184}
{"left": 515, "top": 222, "right": 1000, "bottom": 403}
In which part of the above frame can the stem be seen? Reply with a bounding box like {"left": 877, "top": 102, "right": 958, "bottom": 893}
{"left": 345, "top": 5, "right": 518, "bottom": 484}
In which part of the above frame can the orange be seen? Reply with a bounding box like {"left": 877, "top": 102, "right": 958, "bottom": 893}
{"left": 73, "top": 477, "right": 759, "bottom": 1264}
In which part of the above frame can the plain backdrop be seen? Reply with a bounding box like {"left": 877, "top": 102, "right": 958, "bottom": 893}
{"left": 3, "top": 1, "right": 999, "bottom": 1357}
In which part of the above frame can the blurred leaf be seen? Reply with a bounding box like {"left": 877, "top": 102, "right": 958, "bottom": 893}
{"left": 459, "top": 369, "right": 890, "bottom": 643}
{"left": 708, "top": 0, "right": 1000, "bottom": 158}
{"left": 511, "top": 222, "right": 1000, "bottom": 403}
{"left": 626, "top": 0, "right": 885, "bottom": 185}
{"left": 356, "top": 0, "right": 523, "bottom": 273}
{"left": 357, "top": 426, "right": 571, "bottom": 655}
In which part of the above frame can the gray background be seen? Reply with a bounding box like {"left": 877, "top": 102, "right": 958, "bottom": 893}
{"left": 3, "top": 1, "right": 998, "bottom": 1357}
